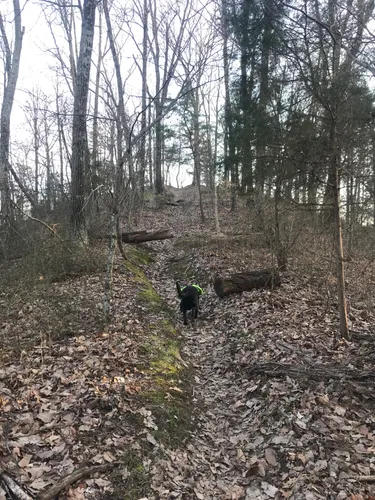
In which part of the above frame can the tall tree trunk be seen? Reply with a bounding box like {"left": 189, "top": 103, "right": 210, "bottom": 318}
{"left": 148, "top": 0, "right": 192, "bottom": 193}
{"left": 240, "top": 0, "right": 253, "bottom": 194}
{"left": 139, "top": 0, "right": 148, "bottom": 193}
{"left": 192, "top": 88, "right": 205, "bottom": 222}
{"left": 329, "top": 26, "right": 350, "bottom": 340}
{"left": 103, "top": 0, "right": 131, "bottom": 193}
{"left": 44, "top": 111, "right": 52, "bottom": 211}
{"left": 70, "top": 0, "right": 96, "bottom": 242}
{"left": 56, "top": 87, "right": 65, "bottom": 199}
{"left": 91, "top": 5, "right": 102, "bottom": 213}
{"left": 33, "top": 110, "right": 40, "bottom": 205}
{"left": 333, "top": 147, "right": 350, "bottom": 340}
{"left": 222, "top": 0, "right": 235, "bottom": 182}
{"left": 0, "top": 0, "right": 24, "bottom": 228}
{"left": 154, "top": 99, "right": 163, "bottom": 193}
{"left": 255, "top": 0, "right": 273, "bottom": 194}
{"left": 148, "top": 98, "right": 153, "bottom": 188}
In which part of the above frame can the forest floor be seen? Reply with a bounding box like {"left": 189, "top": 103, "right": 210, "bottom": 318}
{"left": 1, "top": 186, "right": 375, "bottom": 500}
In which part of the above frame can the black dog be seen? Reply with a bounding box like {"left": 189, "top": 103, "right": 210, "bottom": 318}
{"left": 176, "top": 282, "right": 201, "bottom": 325}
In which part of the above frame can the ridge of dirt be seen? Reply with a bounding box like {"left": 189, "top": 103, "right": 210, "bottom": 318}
{"left": 0, "top": 245, "right": 192, "bottom": 499}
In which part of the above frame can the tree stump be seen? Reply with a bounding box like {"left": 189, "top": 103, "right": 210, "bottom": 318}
{"left": 213, "top": 269, "right": 281, "bottom": 298}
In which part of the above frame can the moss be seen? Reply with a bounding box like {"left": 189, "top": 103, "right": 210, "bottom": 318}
{"left": 160, "top": 318, "right": 177, "bottom": 337}
{"left": 120, "top": 252, "right": 194, "bottom": 450}
{"left": 142, "top": 374, "right": 194, "bottom": 447}
{"left": 142, "top": 335, "right": 181, "bottom": 376}
{"left": 126, "top": 245, "right": 153, "bottom": 266}
{"left": 138, "top": 285, "right": 164, "bottom": 309}
{"left": 107, "top": 450, "right": 150, "bottom": 500}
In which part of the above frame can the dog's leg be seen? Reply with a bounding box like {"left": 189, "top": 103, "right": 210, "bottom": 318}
{"left": 176, "top": 281, "right": 183, "bottom": 297}
{"left": 183, "top": 310, "right": 188, "bottom": 325}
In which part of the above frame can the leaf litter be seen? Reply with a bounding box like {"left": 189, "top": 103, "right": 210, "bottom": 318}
{"left": 1, "top": 186, "right": 375, "bottom": 499}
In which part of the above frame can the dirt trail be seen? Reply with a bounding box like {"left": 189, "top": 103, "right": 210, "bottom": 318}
{"left": 146, "top": 235, "right": 262, "bottom": 499}
{"left": 141, "top": 188, "right": 375, "bottom": 500}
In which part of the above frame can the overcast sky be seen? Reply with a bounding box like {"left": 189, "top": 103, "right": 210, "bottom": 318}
{"left": 3, "top": 0, "right": 201, "bottom": 187}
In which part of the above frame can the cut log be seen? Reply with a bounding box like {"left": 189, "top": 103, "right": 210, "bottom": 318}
{"left": 214, "top": 269, "right": 281, "bottom": 298}
{"left": 121, "top": 229, "right": 173, "bottom": 243}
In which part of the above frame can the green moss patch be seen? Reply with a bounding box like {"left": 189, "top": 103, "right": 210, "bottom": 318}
{"left": 108, "top": 450, "right": 150, "bottom": 500}
{"left": 121, "top": 250, "right": 193, "bottom": 450}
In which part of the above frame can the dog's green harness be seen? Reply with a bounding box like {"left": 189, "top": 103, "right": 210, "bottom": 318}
{"left": 181, "top": 285, "right": 203, "bottom": 295}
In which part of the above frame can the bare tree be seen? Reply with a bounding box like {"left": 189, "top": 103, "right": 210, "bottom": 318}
{"left": 103, "top": 0, "right": 132, "bottom": 190}
{"left": 139, "top": 0, "right": 149, "bottom": 192}
{"left": 70, "top": 0, "right": 97, "bottom": 242}
{"left": 0, "top": 0, "right": 24, "bottom": 229}
{"left": 148, "top": 0, "right": 194, "bottom": 194}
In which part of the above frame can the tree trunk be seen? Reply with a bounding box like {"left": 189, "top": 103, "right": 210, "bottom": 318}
{"left": 44, "top": 111, "right": 52, "bottom": 211}
{"left": 139, "top": 0, "right": 148, "bottom": 193}
{"left": 91, "top": 5, "right": 102, "bottom": 213}
{"left": 148, "top": 97, "right": 153, "bottom": 188}
{"left": 330, "top": 27, "right": 350, "bottom": 339}
{"left": 103, "top": 0, "right": 132, "bottom": 192}
{"left": 56, "top": 87, "right": 65, "bottom": 199}
{"left": 70, "top": 0, "right": 96, "bottom": 242}
{"left": 221, "top": 0, "right": 235, "bottom": 183}
{"left": 333, "top": 153, "right": 350, "bottom": 340}
{"left": 274, "top": 177, "right": 287, "bottom": 270}
{"left": 33, "top": 109, "right": 40, "bottom": 204}
{"left": 0, "top": 0, "right": 24, "bottom": 228}
{"left": 255, "top": 0, "right": 272, "bottom": 193}
{"left": 148, "top": 0, "right": 192, "bottom": 194}
{"left": 154, "top": 100, "right": 163, "bottom": 193}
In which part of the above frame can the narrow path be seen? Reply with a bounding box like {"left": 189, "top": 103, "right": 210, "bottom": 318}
{"left": 148, "top": 238, "right": 256, "bottom": 500}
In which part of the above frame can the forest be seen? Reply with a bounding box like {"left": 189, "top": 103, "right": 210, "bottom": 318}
{"left": 1, "top": 0, "right": 375, "bottom": 498}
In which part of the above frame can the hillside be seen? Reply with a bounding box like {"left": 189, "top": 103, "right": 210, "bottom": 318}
{"left": 1, "top": 186, "right": 375, "bottom": 500}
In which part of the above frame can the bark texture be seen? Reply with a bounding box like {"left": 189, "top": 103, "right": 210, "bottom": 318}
{"left": 70, "top": 0, "right": 96, "bottom": 242}
{"left": 214, "top": 269, "right": 281, "bottom": 298}
{"left": 0, "top": 0, "right": 24, "bottom": 224}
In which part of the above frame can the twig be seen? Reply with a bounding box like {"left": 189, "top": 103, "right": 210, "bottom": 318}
{"left": 246, "top": 361, "right": 375, "bottom": 382}
{"left": 356, "top": 475, "right": 375, "bottom": 482}
{"left": 10, "top": 200, "right": 71, "bottom": 251}
{"left": 39, "top": 463, "right": 116, "bottom": 500}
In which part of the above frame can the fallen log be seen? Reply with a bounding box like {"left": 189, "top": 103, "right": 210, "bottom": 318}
{"left": 121, "top": 229, "right": 173, "bottom": 243}
{"left": 214, "top": 269, "right": 280, "bottom": 298}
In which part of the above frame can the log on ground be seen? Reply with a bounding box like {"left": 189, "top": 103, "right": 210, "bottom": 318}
{"left": 214, "top": 269, "right": 281, "bottom": 298}
{"left": 121, "top": 229, "right": 173, "bottom": 243}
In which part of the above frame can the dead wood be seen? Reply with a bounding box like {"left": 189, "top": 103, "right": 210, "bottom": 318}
{"left": 214, "top": 269, "right": 281, "bottom": 298}
{"left": 0, "top": 469, "right": 35, "bottom": 499}
{"left": 99, "top": 229, "right": 173, "bottom": 244}
{"left": 39, "top": 463, "right": 116, "bottom": 500}
{"left": 165, "top": 201, "right": 185, "bottom": 206}
{"left": 121, "top": 229, "right": 173, "bottom": 243}
{"left": 246, "top": 361, "right": 375, "bottom": 382}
